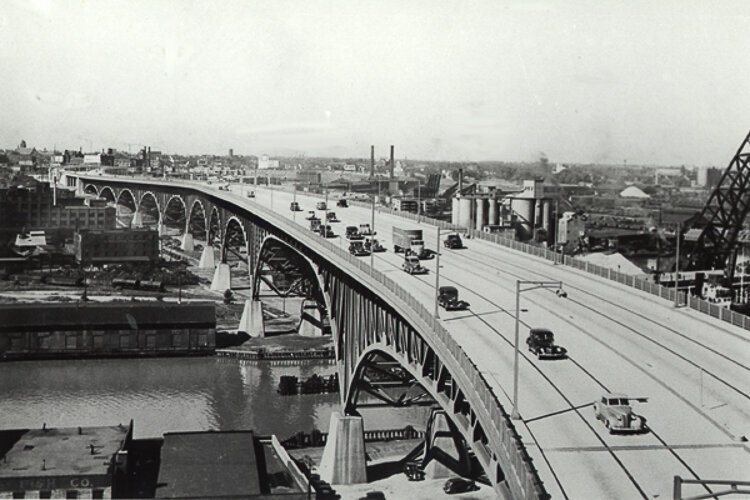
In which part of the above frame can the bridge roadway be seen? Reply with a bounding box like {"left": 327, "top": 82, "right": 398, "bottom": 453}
{"left": 82, "top": 176, "right": 749, "bottom": 498}
{"left": 235, "top": 184, "right": 749, "bottom": 499}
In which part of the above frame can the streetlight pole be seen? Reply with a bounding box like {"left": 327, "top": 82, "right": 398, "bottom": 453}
{"left": 417, "top": 182, "right": 422, "bottom": 223}
{"left": 370, "top": 192, "right": 376, "bottom": 269}
{"left": 434, "top": 227, "right": 441, "bottom": 318}
{"left": 674, "top": 222, "right": 681, "bottom": 308}
{"left": 512, "top": 280, "right": 565, "bottom": 420}
{"left": 293, "top": 185, "right": 297, "bottom": 222}
{"left": 553, "top": 198, "right": 560, "bottom": 265}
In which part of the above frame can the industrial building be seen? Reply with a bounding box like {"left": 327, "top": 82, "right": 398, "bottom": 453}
{"left": 74, "top": 228, "right": 159, "bottom": 264}
{"left": 0, "top": 182, "right": 116, "bottom": 244}
{"left": 0, "top": 302, "right": 216, "bottom": 360}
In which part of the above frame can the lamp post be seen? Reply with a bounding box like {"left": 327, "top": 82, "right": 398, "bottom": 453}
{"left": 370, "top": 191, "right": 376, "bottom": 269}
{"left": 553, "top": 199, "right": 560, "bottom": 265}
{"left": 674, "top": 223, "right": 681, "bottom": 308}
{"left": 511, "top": 280, "right": 565, "bottom": 420}
{"left": 434, "top": 227, "right": 441, "bottom": 318}
{"left": 293, "top": 185, "right": 297, "bottom": 222}
{"left": 417, "top": 182, "right": 422, "bottom": 223}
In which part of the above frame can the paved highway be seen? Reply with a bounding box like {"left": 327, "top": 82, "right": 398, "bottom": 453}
{"left": 227, "top": 184, "right": 749, "bottom": 500}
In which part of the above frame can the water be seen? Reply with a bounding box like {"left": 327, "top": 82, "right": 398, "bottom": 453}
{"left": 0, "top": 357, "right": 429, "bottom": 439}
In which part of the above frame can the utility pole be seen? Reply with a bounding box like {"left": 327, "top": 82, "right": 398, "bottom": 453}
{"left": 370, "top": 192, "right": 376, "bottom": 269}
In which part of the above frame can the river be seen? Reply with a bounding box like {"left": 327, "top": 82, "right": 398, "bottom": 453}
{"left": 0, "top": 357, "right": 429, "bottom": 439}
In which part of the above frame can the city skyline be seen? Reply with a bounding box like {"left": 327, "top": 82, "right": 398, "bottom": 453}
{"left": 1, "top": 0, "right": 748, "bottom": 166}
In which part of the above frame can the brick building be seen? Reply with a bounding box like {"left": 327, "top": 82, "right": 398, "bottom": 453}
{"left": 74, "top": 228, "right": 159, "bottom": 264}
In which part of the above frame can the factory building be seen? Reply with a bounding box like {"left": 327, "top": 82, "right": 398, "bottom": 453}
{"left": 74, "top": 228, "right": 159, "bottom": 264}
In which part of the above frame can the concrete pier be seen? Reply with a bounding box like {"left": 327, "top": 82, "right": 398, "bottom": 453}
{"left": 237, "top": 299, "right": 264, "bottom": 338}
{"left": 210, "top": 263, "right": 231, "bottom": 291}
{"left": 157, "top": 223, "right": 167, "bottom": 236}
{"left": 318, "top": 414, "right": 367, "bottom": 485}
{"left": 198, "top": 245, "right": 215, "bottom": 269}
{"left": 180, "top": 233, "right": 194, "bottom": 252}
{"left": 131, "top": 211, "right": 143, "bottom": 228}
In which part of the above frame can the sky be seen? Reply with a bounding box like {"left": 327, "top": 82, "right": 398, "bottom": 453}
{"left": 1, "top": 0, "right": 748, "bottom": 165}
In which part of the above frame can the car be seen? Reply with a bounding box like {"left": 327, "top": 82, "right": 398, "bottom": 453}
{"left": 316, "top": 201, "right": 327, "bottom": 210}
{"left": 246, "top": 191, "right": 255, "bottom": 198}
{"left": 593, "top": 393, "right": 648, "bottom": 434}
{"left": 443, "top": 233, "right": 463, "bottom": 249}
{"left": 526, "top": 328, "right": 567, "bottom": 359}
{"left": 319, "top": 224, "right": 336, "bottom": 238}
{"left": 443, "top": 477, "right": 477, "bottom": 494}
{"left": 305, "top": 211, "right": 319, "bottom": 221}
{"left": 310, "top": 219, "right": 322, "bottom": 232}
{"left": 364, "top": 237, "right": 385, "bottom": 253}
{"left": 345, "top": 226, "right": 364, "bottom": 240}
{"left": 402, "top": 255, "right": 427, "bottom": 275}
{"left": 337, "top": 199, "right": 348, "bottom": 208}
{"left": 290, "top": 201, "right": 300, "bottom": 211}
{"left": 349, "top": 241, "right": 371, "bottom": 256}
{"left": 359, "top": 224, "right": 373, "bottom": 236}
{"left": 326, "top": 211, "right": 339, "bottom": 222}
{"left": 437, "top": 286, "right": 469, "bottom": 311}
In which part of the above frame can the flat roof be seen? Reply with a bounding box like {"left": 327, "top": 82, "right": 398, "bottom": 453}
{"left": 0, "top": 302, "right": 216, "bottom": 331}
{"left": 0, "top": 425, "right": 128, "bottom": 479}
{"left": 155, "top": 431, "right": 261, "bottom": 498}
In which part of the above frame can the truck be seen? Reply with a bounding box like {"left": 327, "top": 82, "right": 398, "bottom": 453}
{"left": 438, "top": 286, "right": 469, "bottom": 311}
{"left": 392, "top": 228, "right": 428, "bottom": 258}
{"left": 526, "top": 328, "right": 567, "bottom": 359}
{"left": 402, "top": 255, "right": 428, "bottom": 275}
{"left": 443, "top": 233, "right": 463, "bottom": 249}
{"left": 593, "top": 394, "right": 648, "bottom": 434}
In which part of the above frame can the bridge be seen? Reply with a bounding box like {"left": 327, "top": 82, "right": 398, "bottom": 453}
{"left": 71, "top": 174, "right": 749, "bottom": 500}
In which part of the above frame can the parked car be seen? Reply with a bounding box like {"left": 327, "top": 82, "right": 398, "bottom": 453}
{"left": 402, "top": 255, "right": 427, "bottom": 275}
{"left": 593, "top": 393, "right": 648, "bottom": 434}
{"left": 326, "top": 211, "right": 339, "bottom": 222}
{"left": 364, "top": 237, "right": 385, "bottom": 253}
{"left": 290, "top": 201, "right": 300, "bottom": 211}
{"left": 346, "top": 226, "right": 363, "bottom": 240}
{"left": 316, "top": 201, "right": 327, "bottom": 210}
{"left": 443, "top": 233, "right": 463, "bottom": 249}
{"left": 443, "top": 477, "right": 477, "bottom": 494}
{"left": 349, "top": 241, "right": 370, "bottom": 256}
{"left": 526, "top": 328, "right": 567, "bottom": 359}
{"left": 438, "top": 286, "right": 469, "bottom": 311}
{"left": 337, "top": 199, "right": 348, "bottom": 207}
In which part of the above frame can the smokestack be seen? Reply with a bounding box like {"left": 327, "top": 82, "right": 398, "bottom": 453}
{"left": 389, "top": 145, "right": 395, "bottom": 179}
{"left": 370, "top": 145, "right": 375, "bottom": 179}
{"left": 458, "top": 168, "right": 464, "bottom": 195}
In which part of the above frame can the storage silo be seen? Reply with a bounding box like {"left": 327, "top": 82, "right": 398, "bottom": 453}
{"left": 475, "top": 198, "right": 486, "bottom": 231}
{"left": 458, "top": 197, "right": 474, "bottom": 228}
{"left": 451, "top": 197, "right": 460, "bottom": 226}
{"left": 511, "top": 197, "right": 534, "bottom": 240}
{"left": 487, "top": 197, "right": 498, "bottom": 226}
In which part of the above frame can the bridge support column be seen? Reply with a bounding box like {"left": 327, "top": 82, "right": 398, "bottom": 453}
{"left": 131, "top": 211, "right": 143, "bottom": 228}
{"left": 237, "top": 299, "right": 264, "bottom": 337}
{"left": 157, "top": 223, "right": 167, "bottom": 237}
{"left": 318, "top": 413, "right": 367, "bottom": 485}
{"left": 180, "top": 233, "right": 194, "bottom": 252}
{"left": 298, "top": 300, "right": 324, "bottom": 337}
{"left": 422, "top": 409, "right": 472, "bottom": 479}
{"left": 198, "top": 245, "right": 215, "bottom": 268}
{"left": 210, "top": 263, "right": 231, "bottom": 291}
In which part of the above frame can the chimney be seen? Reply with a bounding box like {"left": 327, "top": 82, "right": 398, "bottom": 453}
{"left": 389, "top": 145, "right": 395, "bottom": 179}
{"left": 370, "top": 145, "right": 375, "bottom": 179}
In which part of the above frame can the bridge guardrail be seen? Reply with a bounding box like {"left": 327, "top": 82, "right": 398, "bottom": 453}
{"left": 78, "top": 175, "right": 549, "bottom": 500}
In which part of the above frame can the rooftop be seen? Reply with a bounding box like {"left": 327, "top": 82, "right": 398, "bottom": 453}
{"left": 0, "top": 424, "right": 128, "bottom": 479}
{"left": 155, "top": 431, "right": 261, "bottom": 499}
{"left": 0, "top": 302, "right": 216, "bottom": 331}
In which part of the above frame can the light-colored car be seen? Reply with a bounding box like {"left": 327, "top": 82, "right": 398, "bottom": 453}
{"left": 593, "top": 393, "right": 648, "bottom": 434}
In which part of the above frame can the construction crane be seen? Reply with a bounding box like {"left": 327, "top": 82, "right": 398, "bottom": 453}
{"left": 685, "top": 130, "right": 750, "bottom": 285}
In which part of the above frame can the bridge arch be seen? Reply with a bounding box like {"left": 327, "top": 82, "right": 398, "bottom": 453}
{"left": 208, "top": 205, "right": 222, "bottom": 245}
{"left": 83, "top": 184, "right": 99, "bottom": 196}
{"left": 138, "top": 191, "right": 161, "bottom": 226}
{"left": 99, "top": 186, "right": 116, "bottom": 204}
{"left": 163, "top": 195, "right": 188, "bottom": 232}
{"left": 187, "top": 199, "right": 208, "bottom": 240}
{"left": 116, "top": 188, "right": 137, "bottom": 213}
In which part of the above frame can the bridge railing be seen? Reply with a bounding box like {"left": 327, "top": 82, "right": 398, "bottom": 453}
{"left": 79, "top": 176, "right": 549, "bottom": 499}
